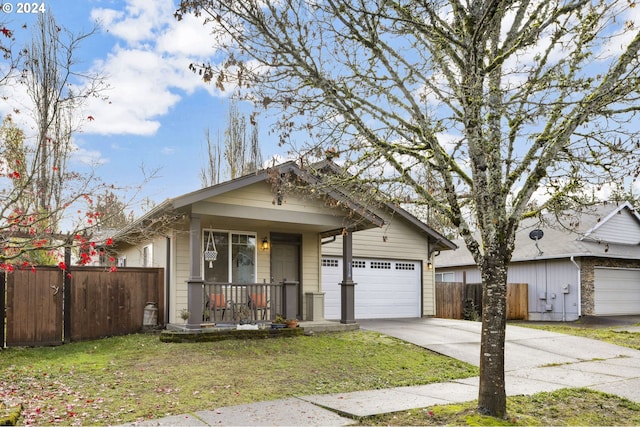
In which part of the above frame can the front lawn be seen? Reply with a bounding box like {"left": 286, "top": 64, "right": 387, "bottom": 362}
{"left": 0, "top": 330, "right": 477, "bottom": 425}
{"left": 3, "top": 322, "right": 640, "bottom": 426}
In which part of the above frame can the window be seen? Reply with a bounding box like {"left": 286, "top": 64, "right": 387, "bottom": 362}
{"left": 203, "top": 230, "right": 256, "bottom": 283}
{"left": 435, "top": 272, "right": 455, "bottom": 283}
{"left": 353, "top": 260, "right": 366, "bottom": 268}
{"left": 371, "top": 261, "right": 391, "bottom": 269}
{"left": 142, "top": 245, "right": 152, "bottom": 267}
{"left": 231, "top": 233, "right": 256, "bottom": 283}
{"left": 322, "top": 259, "right": 339, "bottom": 267}
{"left": 396, "top": 262, "right": 415, "bottom": 270}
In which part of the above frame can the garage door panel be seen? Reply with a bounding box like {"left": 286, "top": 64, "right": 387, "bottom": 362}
{"left": 322, "top": 257, "right": 421, "bottom": 319}
{"left": 594, "top": 268, "right": 640, "bottom": 315}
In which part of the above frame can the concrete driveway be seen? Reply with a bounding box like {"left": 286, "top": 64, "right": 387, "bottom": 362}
{"left": 359, "top": 317, "right": 638, "bottom": 370}
{"left": 358, "top": 317, "right": 640, "bottom": 402}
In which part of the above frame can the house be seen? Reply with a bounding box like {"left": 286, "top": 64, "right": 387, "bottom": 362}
{"left": 436, "top": 202, "right": 640, "bottom": 321}
{"left": 113, "top": 160, "right": 456, "bottom": 326}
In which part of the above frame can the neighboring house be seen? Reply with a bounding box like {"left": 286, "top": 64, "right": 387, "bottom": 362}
{"left": 113, "top": 160, "right": 455, "bottom": 325}
{"left": 436, "top": 202, "right": 640, "bottom": 321}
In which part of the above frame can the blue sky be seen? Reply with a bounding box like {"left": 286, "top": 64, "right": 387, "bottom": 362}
{"left": 0, "top": 0, "right": 284, "bottom": 213}
{"left": 2, "top": 0, "right": 639, "bottom": 220}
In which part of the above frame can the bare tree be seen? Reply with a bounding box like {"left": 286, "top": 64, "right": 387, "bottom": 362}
{"left": 0, "top": 13, "right": 134, "bottom": 269}
{"left": 22, "top": 11, "right": 106, "bottom": 229}
{"left": 200, "top": 128, "right": 222, "bottom": 186}
{"left": 225, "top": 99, "right": 247, "bottom": 179}
{"left": 201, "top": 100, "right": 263, "bottom": 185}
{"left": 246, "top": 116, "right": 263, "bottom": 173}
{"left": 177, "top": 0, "right": 640, "bottom": 417}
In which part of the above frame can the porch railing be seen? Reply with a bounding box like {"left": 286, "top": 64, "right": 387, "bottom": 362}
{"left": 202, "top": 282, "right": 285, "bottom": 324}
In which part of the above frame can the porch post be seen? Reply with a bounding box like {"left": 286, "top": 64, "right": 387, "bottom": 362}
{"left": 283, "top": 280, "right": 299, "bottom": 319}
{"left": 340, "top": 229, "right": 356, "bottom": 324}
{"left": 186, "top": 214, "right": 203, "bottom": 329}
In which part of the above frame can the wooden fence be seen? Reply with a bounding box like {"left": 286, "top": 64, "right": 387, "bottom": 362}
{"left": 1, "top": 266, "right": 164, "bottom": 347}
{"left": 435, "top": 282, "right": 528, "bottom": 320}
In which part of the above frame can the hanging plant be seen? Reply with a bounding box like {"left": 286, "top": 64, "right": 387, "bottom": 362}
{"left": 204, "top": 231, "right": 218, "bottom": 267}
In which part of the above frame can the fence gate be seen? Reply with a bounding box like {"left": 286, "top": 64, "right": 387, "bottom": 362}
{"left": 435, "top": 282, "right": 528, "bottom": 321}
{"left": 3, "top": 267, "right": 64, "bottom": 347}
{"left": 2, "top": 266, "right": 165, "bottom": 348}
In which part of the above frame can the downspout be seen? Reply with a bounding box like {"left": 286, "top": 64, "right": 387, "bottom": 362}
{"left": 427, "top": 239, "right": 441, "bottom": 317}
{"left": 570, "top": 256, "right": 581, "bottom": 318}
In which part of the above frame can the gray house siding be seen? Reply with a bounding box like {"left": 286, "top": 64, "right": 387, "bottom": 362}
{"left": 506, "top": 259, "right": 580, "bottom": 321}
{"left": 585, "top": 206, "right": 640, "bottom": 245}
{"left": 438, "top": 258, "right": 581, "bottom": 321}
{"left": 439, "top": 255, "right": 640, "bottom": 320}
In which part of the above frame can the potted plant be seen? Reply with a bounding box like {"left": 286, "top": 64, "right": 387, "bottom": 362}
{"left": 271, "top": 314, "right": 287, "bottom": 329}
{"left": 286, "top": 318, "right": 299, "bottom": 328}
{"left": 179, "top": 308, "right": 190, "bottom": 323}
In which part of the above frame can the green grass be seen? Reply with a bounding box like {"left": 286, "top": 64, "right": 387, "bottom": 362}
{"left": 514, "top": 323, "right": 640, "bottom": 350}
{"left": 358, "top": 388, "right": 640, "bottom": 426}
{"left": 3, "top": 322, "right": 640, "bottom": 426}
{"left": 0, "top": 331, "right": 477, "bottom": 425}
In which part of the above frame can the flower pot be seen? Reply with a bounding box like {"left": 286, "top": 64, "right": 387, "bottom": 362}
{"left": 286, "top": 320, "right": 298, "bottom": 328}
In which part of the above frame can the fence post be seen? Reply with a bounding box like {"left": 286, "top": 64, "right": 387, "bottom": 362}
{"left": 0, "top": 272, "right": 5, "bottom": 347}
{"left": 63, "top": 247, "right": 72, "bottom": 343}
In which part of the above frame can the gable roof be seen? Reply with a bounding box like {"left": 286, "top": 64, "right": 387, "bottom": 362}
{"left": 114, "top": 160, "right": 456, "bottom": 251}
{"left": 172, "top": 160, "right": 385, "bottom": 229}
{"left": 581, "top": 201, "right": 640, "bottom": 245}
{"left": 305, "top": 160, "right": 456, "bottom": 250}
{"left": 437, "top": 202, "right": 640, "bottom": 268}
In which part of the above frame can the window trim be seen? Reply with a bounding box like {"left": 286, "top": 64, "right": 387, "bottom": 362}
{"left": 202, "top": 229, "right": 257, "bottom": 282}
{"left": 142, "top": 244, "right": 152, "bottom": 267}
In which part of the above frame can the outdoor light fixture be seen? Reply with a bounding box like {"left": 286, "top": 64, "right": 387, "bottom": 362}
{"left": 261, "top": 237, "right": 269, "bottom": 251}
{"left": 427, "top": 262, "right": 433, "bottom": 270}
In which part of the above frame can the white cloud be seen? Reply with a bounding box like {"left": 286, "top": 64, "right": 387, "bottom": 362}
{"left": 91, "top": 0, "right": 177, "bottom": 46}
{"left": 72, "top": 145, "right": 109, "bottom": 167}
{"left": 83, "top": 0, "right": 224, "bottom": 136}
{"left": 156, "top": 13, "right": 219, "bottom": 57}
{"left": 81, "top": 46, "right": 182, "bottom": 135}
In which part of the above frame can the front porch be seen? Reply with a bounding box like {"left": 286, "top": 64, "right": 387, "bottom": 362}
{"left": 185, "top": 214, "right": 365, "bottom": 329}
{"left": 201, "top": 281, "right": 299, "bottom": 324}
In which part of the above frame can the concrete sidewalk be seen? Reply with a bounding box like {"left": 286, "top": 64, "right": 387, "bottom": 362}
{"left": 129, "top": 318, "right": 640, "bottom": 426}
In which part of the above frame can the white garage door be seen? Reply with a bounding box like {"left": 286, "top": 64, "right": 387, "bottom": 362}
{"left": 322, "top": 257, "right": 421, "bottom": 319}
{"left": 594, "top": 267, "right": 640, "bottom": 315}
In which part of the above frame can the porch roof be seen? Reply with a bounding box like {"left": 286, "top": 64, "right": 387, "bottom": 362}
{"left": 173, "top": 161, "right": 384, "bottom": 233}
{"left": 115, "top": 161, "right": 383, "bottom": 239}
{"left": 114, "top": 160, "right": 456, "bottom": 249}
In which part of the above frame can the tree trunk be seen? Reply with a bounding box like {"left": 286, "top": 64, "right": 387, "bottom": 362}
{"left": 477, "top": 253, "right": 508, "bottom": 417}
